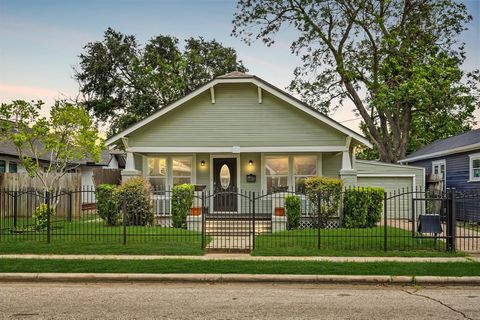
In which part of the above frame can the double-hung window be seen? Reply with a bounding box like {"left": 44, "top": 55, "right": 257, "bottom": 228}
{"left": 147, "top": 156, "right": 193, "bottom": 189}
{"left": 8, "top": 162, "right": 17, "bottom": 173}
{"left": 469, "top": 153, "right": 480, "bottom": 182}
{"left": 265, "top": 156, "right": 289, "bottom": 193}
{"left": 172, "top": 157, "right": 192, "bottom": 186}
{"left": 293, "top": 155, "right": 317, "bottom": 191}
{"left": 0, "top": 160, "right": 5, "bottom": 173}
{"left": 432, "top": 160, "right": 446, "bottom": 191}
{"left": 264, "top": 155, "right": 318, "bottom": 193}
{"left": 147, "top": 157, "right": 167, "bottom": 189}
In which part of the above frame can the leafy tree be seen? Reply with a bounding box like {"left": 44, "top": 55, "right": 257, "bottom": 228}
{"left": 75, "top": 28, "right": 247, "bottom": 136}
{"left": 0, "top": 100, "right": 104, "bottom": 194}
{"left": 233, "top": 0, "right": 479, "bottom": 162}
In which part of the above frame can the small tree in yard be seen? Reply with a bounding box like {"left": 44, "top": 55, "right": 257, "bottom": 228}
{"left": 0, "top": 100, "right": 104, "bottom": 195}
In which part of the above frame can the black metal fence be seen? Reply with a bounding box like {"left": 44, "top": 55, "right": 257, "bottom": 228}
{"left": 0, "top": 187, "right": 478, "bottom": 253}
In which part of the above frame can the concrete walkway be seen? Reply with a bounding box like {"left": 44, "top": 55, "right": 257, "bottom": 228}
{"left": 0, "top": 253, "right": 475, "bottom": 263}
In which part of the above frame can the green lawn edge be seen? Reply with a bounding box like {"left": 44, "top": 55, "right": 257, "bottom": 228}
{"left": 0, "top": 259, "right": 479, "bottom": 276}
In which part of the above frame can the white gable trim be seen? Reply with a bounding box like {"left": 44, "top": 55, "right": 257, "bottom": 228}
{"left": 126, "top": 146, "right": 348, "bottom": 153}
{"left": 106, "top": 77, "right": 372, "bottom": 148}
{"left": 399, "top": 142, "right": 480, "bottom": 163}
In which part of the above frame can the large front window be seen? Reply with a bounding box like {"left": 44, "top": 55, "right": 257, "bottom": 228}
{"left": 264, "top": 155, "right": 318, "bottom": 193}
{"left": 172, "top": 157, "right": 192, "bottom": 186}
{"left": 294, "top": 155, "right": 317, "bottom": 190}
{"left": 265, "top": 156, "right": 289, "bottom": 193}
{"left": 147, "top": 157, "right": 167, "bottom": 189}
{"left": 147, "top": 156, "right": 193, "bottom": 189}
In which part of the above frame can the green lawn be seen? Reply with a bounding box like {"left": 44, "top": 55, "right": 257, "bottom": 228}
{"left": 0, "top": 216, "right": 464, "bottom": 257}
{"left": 0, "top": 259, "right": 478, "bottom": 276}
{"left": 253, "top": 227, "right": 462, "bottom": 257}
{"left": 0, "top": 240, "right": 205, "bottom": 255}
{"left": 0, "top": 215, "right": 206, "bottom": 255}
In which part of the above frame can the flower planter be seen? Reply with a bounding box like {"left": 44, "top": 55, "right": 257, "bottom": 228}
{"left": 189, "top": 206, "right": 202, "bottom": 216}
{"left": 274, "top": 207, "right": 285, "bottom": 216}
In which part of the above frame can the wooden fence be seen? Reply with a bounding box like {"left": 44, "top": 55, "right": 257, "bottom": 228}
{"left": 0, "top": 173, "right": 82, "bottom": 218}
{"left": 92, "top": 168, "right": 122, "bottom": 186}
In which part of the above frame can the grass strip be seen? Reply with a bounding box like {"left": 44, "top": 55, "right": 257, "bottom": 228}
{"left": 0, "top": 259, "right": 479, "bottom": 276}
{"left": 252, "top": 247, "right": 464, "bottom": 257}
{"left": 0, "top": 240, "right": 205, "bottom": 256}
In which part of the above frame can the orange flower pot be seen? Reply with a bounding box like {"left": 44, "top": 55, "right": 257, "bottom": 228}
{"left": 190, "top": 207, "right": 202, "bottom": 216}
{"left": 275, "top": 207, "right": 285, "bottom": 216}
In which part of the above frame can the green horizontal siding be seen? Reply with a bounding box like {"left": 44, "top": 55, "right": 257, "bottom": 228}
{"left": 356, "top": 160, "right": 425, "bottom": 191}
{"left": 128, "top": 83, "right": 346, "bottom": 147}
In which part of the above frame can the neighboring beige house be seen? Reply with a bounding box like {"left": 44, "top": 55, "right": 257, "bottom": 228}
{"left": 106, "top": 72, "right": 423, "bottom": 212}
{"left": 0, "top": 140, "right": 124, "bottom": 188}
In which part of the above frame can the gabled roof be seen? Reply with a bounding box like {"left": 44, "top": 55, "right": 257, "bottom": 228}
{"left": 399, "top": 129, "right": 480, "bottom": 163}
{"left": 105, "top": 72, "right": 372, "bottom": 148}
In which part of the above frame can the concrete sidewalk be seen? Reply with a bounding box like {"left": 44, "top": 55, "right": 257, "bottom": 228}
{"left": 0, "top": 253, "right": 475, "bottom": 263}
{"left": 0, "top": 272, "right": 479, "bottom": 285}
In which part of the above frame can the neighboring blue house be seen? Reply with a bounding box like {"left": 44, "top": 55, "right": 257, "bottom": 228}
{"left": 399, "top": 129, "right": 480, "bottom": 192}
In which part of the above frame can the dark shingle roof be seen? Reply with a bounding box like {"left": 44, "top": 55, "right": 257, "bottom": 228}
{"left": 216, "top": 71, "right": 254, "bottom": 79}
{"left": 400, "top": 129, "right": 480, "bottom": 162}
{"left": 0, "top": 140, "right": 121, "bottom": 167}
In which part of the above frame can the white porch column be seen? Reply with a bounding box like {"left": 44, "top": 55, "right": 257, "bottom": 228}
{"left": 121, "top": 152, "right": 142, "bottom": 182}
{"left": 340, "top": 150, "right": 357, "bottom": 187}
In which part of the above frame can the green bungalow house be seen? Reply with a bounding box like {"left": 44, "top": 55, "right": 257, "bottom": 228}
{"left": 106, "top": 72, "right": 424, "bottom": 214}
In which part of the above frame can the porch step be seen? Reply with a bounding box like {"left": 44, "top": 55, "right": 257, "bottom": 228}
{"left": 205, "top": 220, "right": 271, "bottom": 235}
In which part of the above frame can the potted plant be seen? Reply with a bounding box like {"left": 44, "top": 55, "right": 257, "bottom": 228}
{"left": 274, "top": 207, "right": 285, "bottom": 216}
{"left": 189, "top": 206, "right": 202, "bottom": 216}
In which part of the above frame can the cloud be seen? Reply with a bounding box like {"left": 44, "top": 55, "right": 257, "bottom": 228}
{"left": 0, "top": 83, "right": 73, "bottom": 106}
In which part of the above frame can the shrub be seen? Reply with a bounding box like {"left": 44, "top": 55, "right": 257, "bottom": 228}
{"left": 115, "top": 177, "right": 154, "bottom": 226}
{"left": 171, "top": 184, "right": 195, "bottom": 228}
{"left": 96, "top": 184, "right": 120, "bottom": 226}
{"left": 342, "top": 187, "right": 384, "bottom": 228}
{"left": 32, "top": 204, "right": 55, "bottom": 230}
{"left": 304, "top": 177, "right": 343, "bottom": 228}
{"left": 285, "top": 195, "right": 301, "bottom": 230}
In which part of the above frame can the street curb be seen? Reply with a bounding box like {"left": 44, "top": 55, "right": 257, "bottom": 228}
{"left": 0, "top": 273, "right": 479, "bottom": 285}
{"left": 0, "top": 254, "right": 471, "bottom": 263}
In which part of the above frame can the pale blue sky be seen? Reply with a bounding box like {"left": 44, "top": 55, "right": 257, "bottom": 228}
{"left": 0, "top": 0, "right": 479, "bottom": 132}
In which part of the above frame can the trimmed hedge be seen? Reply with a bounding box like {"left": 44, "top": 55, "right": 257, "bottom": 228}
{"left": 342, "top": 187, "right": 384, "bottom": 228}
{"left": 96, "top": 184, "right": 120, "bottom": 226}
{"left": 304, "top": 177, "right": 344, "bottom": 227}
{"left": 171, "top": 184, "right": 195, "bottom": 229}
{"left": 285, "top": 195, "right": 301, "bottom": 230}
{"left": 115, "top": 177, "right": 154, "bottom": 226}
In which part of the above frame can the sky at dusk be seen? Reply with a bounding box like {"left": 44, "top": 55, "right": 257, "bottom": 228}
{"left": 1, "top": 0, "right": 479, "bottom": 134}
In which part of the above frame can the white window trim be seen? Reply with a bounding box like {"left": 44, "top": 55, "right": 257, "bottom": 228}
{"left": 468, "top": 153, "right": 480, "bottom": 182}
{"left": 144, "top": 154, "right": 196, "bottom": 189}
{"left": 432, "top": 159, "right": 446, "bottom": 190}
{"left": 261, "top": 154, "right": 319, "bottom": 193}
{"left": 0, "top": 159, "right": 5, "bottom": 173}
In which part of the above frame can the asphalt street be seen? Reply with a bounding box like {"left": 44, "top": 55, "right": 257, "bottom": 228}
{"left": 0, "top": 282, "right": 479, "bottom": 320}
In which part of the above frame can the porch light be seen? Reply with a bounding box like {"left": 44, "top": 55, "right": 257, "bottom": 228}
{"left": 249, "top": 160, "right": 253, "bottom": 166}
{"left": 200, "top": 161, "right": 205, "bottom": 167}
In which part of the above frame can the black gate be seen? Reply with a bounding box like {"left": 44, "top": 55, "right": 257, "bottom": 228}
{"left": 410, "top": 189, "right": 480, "bottom": 252}
{"left": 203, "top": 190, "right": 256, "bottom": 252}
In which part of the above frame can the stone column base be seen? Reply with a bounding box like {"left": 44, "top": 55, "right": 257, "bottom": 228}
{"left": 272, "top": 215, "right": 287, "bottom": 233}
{"left": 187, "top": 215, "right": 202, "bottom": 232}
{"left": 340, "top": 169, "right": 358, "bottom": 187}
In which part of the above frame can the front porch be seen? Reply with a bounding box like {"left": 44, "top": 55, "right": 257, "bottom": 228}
{"left": 121, "top": 149, "right": 358, "bottom": 201}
